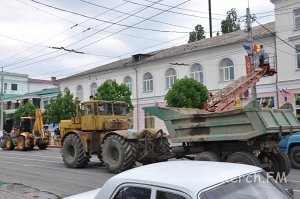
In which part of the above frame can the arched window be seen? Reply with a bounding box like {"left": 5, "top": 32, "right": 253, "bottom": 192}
{"left": 166, "top": 68, "right": 177, "bottom": 88}
{"left": 219, "top": 58, "right": 234, "bottom": 81}
{"left": 124, "top": 76, "right": 132, "bottom": 92}
{"left": 63, "top": 87, "right": 69, "bottom": 93}
{"left": 143, "top": 72, "right": 153, "bottom": 92}
{"left": 190, "top": 63, "right": 203, "bottom": 83}
{"left": 76, "top": 85, "right": 83, "bottom": 100}
{"left": 90, "top": 83, "right": 97, "bottom": 96}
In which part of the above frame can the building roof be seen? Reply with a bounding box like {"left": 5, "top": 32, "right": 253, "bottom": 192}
{"left": 3, "top": 88, "right": 59, "bottom": 100}
{"left": 59, "top": 22, "right": 275, "bottom": 82}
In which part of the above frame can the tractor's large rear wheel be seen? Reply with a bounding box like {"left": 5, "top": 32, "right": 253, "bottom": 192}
{"left": 38, "top": 144, "right": 48, "bottom": 150}
{"left": 17, "top": 136, "right": 26, "bottom": 151}
{"left": 101, "top": 134, "right": 137, "bottom": 173}
{"left": 62, "top": 134, "right": 89, "bottom": 168}
{"left": 259, "top": 150, "right": 291, "bottom": 177}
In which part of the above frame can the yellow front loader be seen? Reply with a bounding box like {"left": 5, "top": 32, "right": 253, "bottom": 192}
{"left": 2, "top": 109, "right": 50, "bottom": 151}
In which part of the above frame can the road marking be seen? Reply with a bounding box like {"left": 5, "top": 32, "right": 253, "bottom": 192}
{"left": 0, "top": 156, "right": 61, "bottom": 164}
{"left": 0, "top": 160, "right": 108, "bottom": 176}
{"left": 294, "top": 189, "right": 300, "bottom": 193}
{"left": 287, "top": 180, "right": 300, "bottom": 183}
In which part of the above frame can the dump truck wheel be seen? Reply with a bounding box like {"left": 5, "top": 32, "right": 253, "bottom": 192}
{"left": 62, "top": 134, "right": 89, "bottom": 168}
{"left": 38, "top": 144, "right": 48, "bottom": 150}
{"left": 259, "top": 150, "right": 291, "bottom": 177}
{"left": 101, "top": 134, "right": 137, "bottom": 173}
{"left": 195, "top": 151, "right": 221, "bottom": 161}
{"left": 3, "top": 137, "right": 15, "bottom": 150}
{"left": 227, "top": 152, "right": 260, "bottom": 166}
{"left": 17, "top": 136, "right": 26, "bottom": 151}
{"left": 289, "top": 146, "right": 300, "bottom": 169}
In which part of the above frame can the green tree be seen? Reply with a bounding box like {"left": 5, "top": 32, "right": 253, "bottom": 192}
{"left": 188, "top": 24, "right": 206, "bottom": 43}
{"left": 165, "top": 77, "right": 209, "bottom": 108}
{"left": 13, "top": 103, "right": 36, "bottom": 123}
{"left": 94, "top": 80, "right": 133, "bottom": 109}
{"left": 221, "top": 8, "right": 240, "bottom": 34}
{"left": 44, "top": 91, "right": 76, "bottom": 124}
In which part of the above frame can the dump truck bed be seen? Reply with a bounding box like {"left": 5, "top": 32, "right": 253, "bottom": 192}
{"left": 143, "top": 106, "right": 300, "bottom": 143}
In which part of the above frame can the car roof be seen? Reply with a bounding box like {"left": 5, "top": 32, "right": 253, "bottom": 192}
{"left": 99, "top": 161, "right": 262, "bottom": 198}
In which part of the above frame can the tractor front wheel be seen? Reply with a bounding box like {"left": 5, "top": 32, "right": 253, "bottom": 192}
{"left": 3, "top": 136, "right": 15, "bottom": 150}
{"left": 62, "top": 134, "right": 89, "bottom": 168}
{"left": 17, "top": 136, "right": 26, "bottom": 151}
{"left": 101, "top": 134, "right": 137, "bottom": 173}
{"left": 195, "top": 151, "right": 221, "bottom": 161}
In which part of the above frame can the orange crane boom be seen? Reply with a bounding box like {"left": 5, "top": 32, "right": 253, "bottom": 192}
{"left": 207, "top": 63, "right": 276, "bottom": 112}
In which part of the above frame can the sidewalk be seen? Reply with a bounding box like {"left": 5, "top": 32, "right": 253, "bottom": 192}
{"left": 0, "top": 189, "right": 34, "bottom": 199}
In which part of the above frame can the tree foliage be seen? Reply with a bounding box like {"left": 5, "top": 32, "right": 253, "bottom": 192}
{"left": 221, "top": 8, "right": 241, "bottom": 34}
{"left": 94, "top": 80, "right": 133, "bottom": 109}
{"left": 13, "top": 103, "right": 36, "bottom": 123}
{"left": 188, "top": 24, "right": 206, "bottom": 43}
{"left": 165, "top": 77, "right": 209, "bottom": 108}
{"left": 44, "top": 91, "right": 76, "bottom": 124}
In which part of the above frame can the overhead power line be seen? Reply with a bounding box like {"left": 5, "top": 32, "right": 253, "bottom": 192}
{"left": 30, "top": 0, "right": 190, "bottom": 33}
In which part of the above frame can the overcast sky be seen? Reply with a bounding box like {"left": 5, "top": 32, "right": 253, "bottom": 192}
{"left": 0, "top": 0, "right": 275, "bottom": 80}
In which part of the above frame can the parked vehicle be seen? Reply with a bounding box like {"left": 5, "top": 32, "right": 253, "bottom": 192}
{"left": 279, "top": 132, "right": 300, "bottom": 169}
{"left": 1, "top": 109, "right": 50, "bottom": 151}
{"left": 54, "top": 100, "right": 170, "bottom": 173}
{"left": 64, "top": 161, "right": 294, "bottom": 199}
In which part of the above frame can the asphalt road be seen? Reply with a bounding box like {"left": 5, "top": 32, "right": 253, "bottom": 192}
{"left": 0, "top": 148, "right": 299, "bottom": 198}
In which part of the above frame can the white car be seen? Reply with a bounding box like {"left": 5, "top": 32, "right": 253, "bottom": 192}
{"left": 65, "top": 161, "right": 294, "bottom": 199}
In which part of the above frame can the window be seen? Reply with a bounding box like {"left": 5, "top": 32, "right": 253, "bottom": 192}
{"left": 4, "top": 83, "right": 7, "bottom": 91}
{"left": 143, "top": 73, "right": 153, "bottom": 92}
{"left": 294, "top": 8, "right": 300, "bottom": 30}
{"left": 64, "top": 87, "right": 69, "bottom": 93}
{"left": 144, "top": 111, "right": 155, "bottom": 128}
{"left": 124, "top": 76, "right": 132, "bottom": 92}
{"left": 98, "top": 103, "right": 112, "bottom": 115}
{"left": 219, "top": 58, "right": 234, "bottom": 81}
{"left": 190, "top": 63, "right": 203, "bottom": 83}
{"left": 296, "top": 94, "right": 300, "bottom": 121}
{"left": 114, "top": 186, "right": 151, "bottom": 199}
{"left": 76, "top": 85, "right": 83, "bottom": 100}
{"left": 296, "top": 45, "right": 300, "bottom": 69}
{"left": 11, "top": 83, "right": 17, "bottom": 91}
{"left": 156, "top": 191, "right": 187, "bottom": 199}
{"left": 166, "top": 68, "right": 177, "bottom": 88}
{"left": 90, "top": 83, "right": 97, "bottom": 96}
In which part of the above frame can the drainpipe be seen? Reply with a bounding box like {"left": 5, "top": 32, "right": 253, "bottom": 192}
{"left": 133, "top": 66, "right": 139, "bottom": 131}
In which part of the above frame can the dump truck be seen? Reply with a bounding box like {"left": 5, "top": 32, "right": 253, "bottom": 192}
{"left": 143, "top": 62, "right": 300, "bottom": 177}
{"left": 55, "top": 100, "right": 170, "bottom": 173}
{"left": 1, "top": 109, "right": 50, "bottom": 151}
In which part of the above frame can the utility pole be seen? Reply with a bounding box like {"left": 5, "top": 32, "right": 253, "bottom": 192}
{"left": 0, "top": 67, "right": 3, "bottom": 136}
{"left": 246, "top": 8, "right": 257, "bottom": 103}
{"left": 208, "top": 0, "right": 212, "bottom": 38}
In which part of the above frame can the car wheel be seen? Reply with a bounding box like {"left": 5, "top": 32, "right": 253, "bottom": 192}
{"left": 101, "top": 134, "right": 137, "bottom": 173}
{"left": 289, "top": 146, "right": 300, "bottom": 169}
{"left": 195, "top": 151, "right": 221, "bottom": 161}
{"left": 62, "top": 134, "right": 89, "bottom": 168}
{"left": 227, "top": 152, "right": 260, "bottom": 166}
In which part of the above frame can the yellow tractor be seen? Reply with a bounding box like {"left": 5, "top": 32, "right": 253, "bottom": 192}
{"left": 55, "top": 100, "right": 170, "bottom": 173}
{"left": 2, "top": 109, "right": 50, "bottom": 151}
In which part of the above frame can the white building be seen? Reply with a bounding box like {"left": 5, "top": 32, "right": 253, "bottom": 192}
{"left": 58, "top": 0, "right": 300, "bottom": 130}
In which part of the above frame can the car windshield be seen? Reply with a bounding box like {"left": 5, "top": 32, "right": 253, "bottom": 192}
{"left": 199, "top": 172, "right": 292, "bottom": 199}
